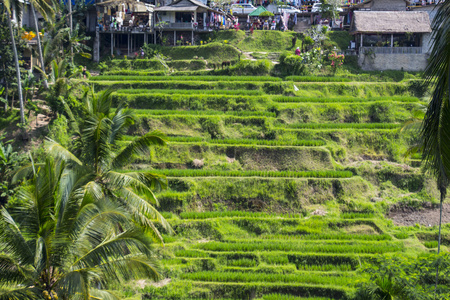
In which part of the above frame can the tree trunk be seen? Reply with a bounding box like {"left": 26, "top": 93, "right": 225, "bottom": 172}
{"left": 4, "top": 83, "right": 8, "bottom": 111}
{"left": 6, "top": 10, "right": 25, "bottom": 124}
{"left": 68, "top": 0, "right": 74, "bottom": 62}
{"left": 434, "top": 188, "right": 445, "bottom": 294}
{"left": 31, "top": 5, "right": 49, "bottom": 89}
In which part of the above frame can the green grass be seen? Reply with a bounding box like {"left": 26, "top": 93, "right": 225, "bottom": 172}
{"left": 424, "top": 241, "right": 439, "bottom": 248}
{"left": 279, "top": 123, "right": 401, "bottom": 130}
{"left": 114, "top": 88, "right": 264, "bottom": 95}
{"left": 130, "top": 109, "right": 276, "bottom": 118}
{"left": 91, "top": 75, "right": 282, "bottom": 82}
{"left": 194, "top": 240, "right": 403, "bottom": 254}
{"left": 179, "top": 271, "right": 357, "bottom": 286}
{"left": 286, "top": 76, "right": 351, "bottom": 82}
{"left": 166, "top": 137, "right": 326, "bottom": 147}
{"left": 179, "top": 211, "right": 297, "bottom": 219}
{"left": 133, "top": 169, "right": 353, "bottom": 179}
{"left": 273, "top": 96, "right": 419, "bottom": 103}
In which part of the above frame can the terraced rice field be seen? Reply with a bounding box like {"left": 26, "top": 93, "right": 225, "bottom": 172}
{"left": 90, "top": 72, "right": 428, "bottom": 299}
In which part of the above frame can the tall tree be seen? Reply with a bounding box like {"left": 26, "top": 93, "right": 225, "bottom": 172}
{"left": 0, "top": 157, "right": 161, "bottom": 299}
{"left": 29, "top": 0, "right": 57, "bottom": 90}
{"left": 419, "top": 0, "right": 450, "bottom": 292}
{"left": 3, "top": 0, "right": 25, "bottom": 124}
{"left": 45, "top": 88, "right": 172, "bottom": 243}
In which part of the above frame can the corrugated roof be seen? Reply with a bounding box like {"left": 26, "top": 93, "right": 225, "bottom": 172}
{"left": 154, "top": 0, "right": 210, "bottom": 11}
{"left": 351, "top": 11, "right": 431, "bottom": 33}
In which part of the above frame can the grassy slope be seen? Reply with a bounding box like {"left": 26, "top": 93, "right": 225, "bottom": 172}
{"left": 87, "top": 32, "right": 435, "bottom": 298}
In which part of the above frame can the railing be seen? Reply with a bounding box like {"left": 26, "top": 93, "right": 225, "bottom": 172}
{"left": 360, "top": 46, "right": 423, "bottom": 54}
{"left": 162, "top": 22, "right": 194, "bottom": 29}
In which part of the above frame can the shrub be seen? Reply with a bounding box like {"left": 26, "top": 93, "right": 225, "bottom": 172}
{"left": 278, "top": 52, "right": 306, "bottom": 76}
{"left": 228, "top": 59, "right": 274, "bottom": 76}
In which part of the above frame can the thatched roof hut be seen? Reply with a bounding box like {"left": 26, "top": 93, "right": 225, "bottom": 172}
{"left": 350, "top": 11, "right": 431, "bottom": 34}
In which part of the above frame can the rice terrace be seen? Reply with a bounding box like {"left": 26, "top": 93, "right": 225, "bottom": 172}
{"left": 1, "top": 1, "right": 450, "bottom": 300}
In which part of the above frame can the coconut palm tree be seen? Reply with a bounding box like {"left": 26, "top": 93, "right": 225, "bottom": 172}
{"left": 421, "top": 0, "right": 450, "bottom": 255}
{"left": 419, "top": 0, "right": 450, "bottom": 292}
{"left": 0, "top": 157, "right": 161, "bottom": 300}
{"left": 45, "top": 87, "right": 172, "bottom": 243}
{"left": 29, "top": 0, "right": 58, "bottom": 90}
{"left": 3, "top": 0, "right": 25, "bottom": 124}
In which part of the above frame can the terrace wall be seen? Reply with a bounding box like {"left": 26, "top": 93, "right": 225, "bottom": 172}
{"left": 358, "top": 53, "right": 428, "bottom": 71}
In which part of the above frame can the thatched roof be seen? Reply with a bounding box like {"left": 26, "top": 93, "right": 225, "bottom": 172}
{"left": 351, "top": 11, "right": 431, "bottom": 34}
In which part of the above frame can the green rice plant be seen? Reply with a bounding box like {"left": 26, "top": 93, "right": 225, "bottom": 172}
{"left": 166, "top": 136, "right": 325, "bottom": 147}
{"left": 286, "top": 76, "right": 352, "bottom": 82}
{"left": 175, "top": 250, "right": 210, "bottom": 258}
{"left": 113, "top": 93, "right": 269, "bottom": 110}
{"left": 286, "top": 253, "right": 368, "bottom": 267}
{"left": 226, "top": 258, "right": 258, "bottom": 267}
{"left": 114, "top": 88, "right": 264, "bottom": 96}
{"left": 90, "top": 75, "right": 282, "bottom": 82}
{"left": 259, "top": 233, "right": 391, "bottom": 241}
{"left": 296, "top": 264, "right": 353, "bottom": 272}
{"left": 104, "top": 70, "right": 168, "bottom": 76}
{"left": 263, "top": 294, "right": 332, "bottom": 300}
{"left": 273, "top": 96, "right": 419, "bottom": 103}
{"left": 194, "top": 240, "right": 403, "bottom": 254}
{"left": 424, "top": 241, "right": 439, "bottom": 248}
{"left": 279, "top": 123, "right": 401, "bottom": 130}
{"left": 179, "top": 211, "right": 297, "bottom": 219}
{"left": 341, "top": 212, "right": 375, "bottom": 219}
{"left": 91, "top": 80, "right": 267, "bottom": 92}
{"left": 178, "top": 271, "right": 357, "bottom": 286}
{"left": 394, "top": 233, "right": 409, "bottom": 240}
{"left": 130, "top": 109, "right": 276, "bottom": 118}
{"left": 129, "top": 169, "right": 354, "bottom": 179}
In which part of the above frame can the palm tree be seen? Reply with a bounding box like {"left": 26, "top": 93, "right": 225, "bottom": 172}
{"left": 29, "top": 0, "right": 58, "bottom": 90}
{"left": 3, "top": 0, "right": 25, "bottom": 124}
{"left": 419, "top": 0, "right": 450, "bottom": 292}
{"left": 45, "top": 88, "right": 172, "bottom": 243}
{"left": 0, "top": 157, "right": 161, "bottom": 299}
{"left": 421, "top": 0, "right": 450, "bottom": 256}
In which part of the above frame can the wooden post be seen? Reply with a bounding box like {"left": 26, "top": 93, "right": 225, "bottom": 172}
{"left": 391, "top": 34, "right": 394, "bottom": 47}
{"left": 128, "top": 33, "right": 130, "bottom": 56}
{"left": 360, "top": 34, "right": 363, "bottom": 48}
{"left": 174, "top": 30, "right": 176, "bottom": 46}
{"left": 191, "top": 30, "right": 194, "bottom": 45}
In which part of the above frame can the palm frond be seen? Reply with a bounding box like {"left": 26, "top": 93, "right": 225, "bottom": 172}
{"left": 82, "top": 115, "right": 112, "bottom": 172}
{"left": 108, "top": 108, "right": 134, "bottom": 145}
{"left": 45, "top": 138, "right": 83, "bottom": 165}
{"left": 111, "top": 131, "right": 167, "bottom": 169}
{"left": 0, "top": 209, "right": 35, "bottom": 266}
{"left": 104, "top": 171, "right": 167, "bottom": 201}
{"left": 0, "top": 287, "right": 41, "bottom": 300}
{"left": 0, "top": 255, "right": 30, "bottom": 285}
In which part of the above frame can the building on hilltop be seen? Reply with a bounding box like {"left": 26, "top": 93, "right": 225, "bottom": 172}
{"left": 153, "top": 0, "right": 225, "bottom": 45}
{"left": 349, "top": 0, "right": 433, "bottom": 71}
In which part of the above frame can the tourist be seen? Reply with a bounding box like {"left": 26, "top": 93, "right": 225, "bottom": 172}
{"left": 295, "top": 47, "right": 301, "bottom": 56}
{"left": 82, "top": 66, "right": 87, "bottom": 79}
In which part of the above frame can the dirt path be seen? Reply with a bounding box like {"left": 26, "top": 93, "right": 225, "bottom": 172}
{"left": 389, "top": 203, "right": 450, "bottom": 226}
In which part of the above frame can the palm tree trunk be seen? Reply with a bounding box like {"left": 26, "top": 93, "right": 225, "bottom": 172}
{"left": 6, "top": 9, "right": 25, "bottom": 125}
{"left": 31, "top": 5, "right": 49, "bottom": 89}
{"left": 68, "top": 0, "right": 73, "bottom": 62}
{"left": 434, "top": 188, "right": 445, "bottom": 294}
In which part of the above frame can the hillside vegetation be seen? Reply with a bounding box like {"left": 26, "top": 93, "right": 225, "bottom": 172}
{"left": 84, "top": 58, "right": 448, "bottom": 299}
